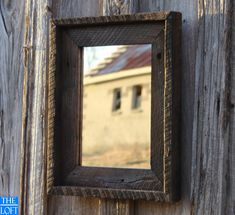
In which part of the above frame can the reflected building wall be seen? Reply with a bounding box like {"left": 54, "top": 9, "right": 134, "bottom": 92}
{"left": 82, "top": 45, "right": 151, "bottom": 168}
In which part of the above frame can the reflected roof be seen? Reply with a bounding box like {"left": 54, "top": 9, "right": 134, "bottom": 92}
{"left": 87, "top": 44, "right": 151, "bottom": 76}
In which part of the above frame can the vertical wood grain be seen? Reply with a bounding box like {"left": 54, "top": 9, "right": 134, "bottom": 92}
{"left": 52, "top": 0, "right": 101, "bottom": 19}
{"left": 103, "top": 0, "right": 138, "bottom": 15}
{"left": 48, "top": 196, "right": 100, "bottom": 215}
{"left": 99, "top": 200, "right": 134, "bottom": 215}
{"left": 0, "top": 0, "right": 25, "bottom": 197}
{"left": 1, "top": 0, "right": 232, "bottom": 214}
{"left": 191, "top": 0, "right": 234, "bottom": 214}
{"left": 226, "top": 4, "right": 235, "bottom": 214}
{"left": 21, "top": 0, "right": 52, "bottom": 213}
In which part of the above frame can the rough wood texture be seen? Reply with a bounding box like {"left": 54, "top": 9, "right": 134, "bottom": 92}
{"left": 0, "top": 0, "right": 25, "bottom": 197}
{"left": 48, "top": 196, "right": 100, "bottom": 214}
{"left": 47, "top": 0, "right": 234, "bottom": 214}
{"left": 54, "top": 30, "right": 82, "bottom": 183}
{"left": 103, "top": 0, "right": 136, "bottom": 15}
{"left": 20, "top": 0, "right": 52, "bottom": 214}
{"left": 64, "top": 167, "right": 162, "bottom": 190}
{"left": 228, "top": 6, "right": 235, "bottom": 214}
{"left": 47, "top": 12, "right": 180, "bottom": 202}
{"left": 1, "top": 0, "right": 234, "bottom": 214}
{"left": 52, "top": 0, "right": 102, "bottom": 19}
{"left": 151, "top": 32, "right": 164, "bottom": 181}
{"left": 189, "top": 0, "right": 234, "bottom": 213}
{"left": 45, "top": 12, "right": 181, "bottom": 201}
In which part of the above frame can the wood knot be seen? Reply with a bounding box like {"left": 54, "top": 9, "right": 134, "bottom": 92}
{"left": 109, "top": 0, "right": 129, "bottom": 15}
{"left": 114, "top": 0, "right": 125, "bottom": 8}
{"left": 23, "top": 44, "right": 33, "bottom": 52}
{"left": 46, "top": 5, "right": 52, "bottom": 13}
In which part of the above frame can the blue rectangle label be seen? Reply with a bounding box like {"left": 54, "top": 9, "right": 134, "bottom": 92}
{"left": 0, "top": 197, "right": 18, "bottom": 215}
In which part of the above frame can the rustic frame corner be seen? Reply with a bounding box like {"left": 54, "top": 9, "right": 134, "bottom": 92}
{"left": 47, "top": 11, "right": 182, "bottom": 202}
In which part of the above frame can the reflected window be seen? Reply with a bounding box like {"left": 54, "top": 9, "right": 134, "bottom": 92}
{"left": 132, "top": 85, "right": 142, "bottom": 109}
{"left": 112, "top": 88, "right": 122, "bottom": 111}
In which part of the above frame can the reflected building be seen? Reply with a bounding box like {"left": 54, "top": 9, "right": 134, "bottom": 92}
{"left": 82, "top": 45, "right": 151, "bottom": 168}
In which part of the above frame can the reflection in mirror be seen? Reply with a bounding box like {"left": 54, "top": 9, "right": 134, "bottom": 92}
{"left": 82, "top": 45, "right": 151, "bottom": 169}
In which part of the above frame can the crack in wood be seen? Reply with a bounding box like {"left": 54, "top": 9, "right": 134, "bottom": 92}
{"left": 104, "top": 0, "right": 132, "bottom": 15}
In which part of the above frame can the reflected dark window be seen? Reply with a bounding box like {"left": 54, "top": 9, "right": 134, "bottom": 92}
{"left": 112, "top": 88, "right": 121, "bottom": 111}
{"left": 132, "top": 85, "right": 142, "bottom": 109}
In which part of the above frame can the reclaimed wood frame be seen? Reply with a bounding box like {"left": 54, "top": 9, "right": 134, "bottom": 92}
{"left": 47, "top": 12, "right": 181, "bottom": 202}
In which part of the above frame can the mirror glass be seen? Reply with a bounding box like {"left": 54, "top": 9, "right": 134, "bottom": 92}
{"left": 82, "top": 44, "right": 151, "bottom": 169}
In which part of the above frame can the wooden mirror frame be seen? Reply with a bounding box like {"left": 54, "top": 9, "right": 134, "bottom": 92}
{"left": 47, "top": 12, "right": 181, "bottom": 202}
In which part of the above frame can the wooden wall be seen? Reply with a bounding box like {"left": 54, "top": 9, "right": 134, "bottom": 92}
{"left": 0, "top": 0, "right": 25, "bottom": 199}
{"left": 0, "top": 0, "right": 234, "bottom": 214}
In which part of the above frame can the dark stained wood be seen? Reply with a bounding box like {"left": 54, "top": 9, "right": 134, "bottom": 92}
{"left": 49, "top": 187, "right": 166, "bottom": 201}
{"left": 163, "top": 12, "right": 182, "bottom": 200}
{"left": 65, "top": 167, "right": 162, "bottom": 190}
{"left": 151, "top": 31, "right": 164, "bottom": 185}
{"left": 66, "top": 23, "right": 163, "bottom": 46}
{"left": 227, "top": 9, "right": 235, "bottom": 213}
{"left": 169, "top": 12, "right": 182, "bottom": 200}
{"left": 47, "top": 12, "right": 181, "bottom": 202}
{"left": 53, "top": 11, "right": 172, "bottom": 25}
{"left": 53, "top": 30, "right": 82, "bottom": 182}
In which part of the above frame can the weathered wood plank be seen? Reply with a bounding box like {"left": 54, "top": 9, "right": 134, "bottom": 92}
{"left": 226, "top": 5, "right": 235, "bottom": 214}
{"left": 52, "top": 0, "right": 101, "bottom": 19}
{"left": 65, "top": 167, "right": 162, "bottom": 191}
{"left": 53, "top": 30, "right": 82, "bottom": 183}
{"left": 48, "top": 196, "right": 100, "bottom": 214}
{"left": 191, "top": 0, "right": 234, "bottom": 214}
{"left": 20, "top": 0, "right": 52, "bottom": 213}
{"left": 0, "top": 0, "right": 25, "bottom": 197}
{"left": 12, "top": 0, "right": 234, "bottom": 214}
{"left": 134, "top": 201, "right": 190, "bottom": 215}
{"left": 103, "top": 0, "right": 139, "bottom": 15}
{"left": 99, "top": 199, "right": 134, "bottom": 215}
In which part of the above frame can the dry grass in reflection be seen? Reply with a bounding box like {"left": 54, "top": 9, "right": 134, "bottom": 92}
{"left": 83, "top": 143, "right": 150, "bottom": 168}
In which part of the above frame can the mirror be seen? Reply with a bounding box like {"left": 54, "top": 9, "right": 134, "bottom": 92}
{"left": 82, "top": 44, "right": 151, "bottom": 169}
